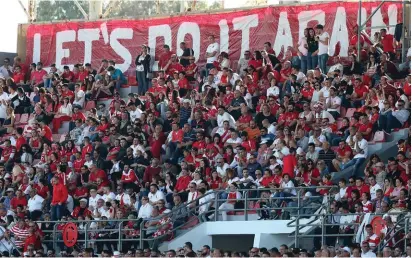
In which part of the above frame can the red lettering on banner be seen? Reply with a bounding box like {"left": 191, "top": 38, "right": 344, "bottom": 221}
{"left": 25, "top": 2, "right": 401, "bottom": 78}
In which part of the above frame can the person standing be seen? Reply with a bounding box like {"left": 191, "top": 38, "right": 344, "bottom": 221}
{"left": 135, "top": 45, "right": 152, "bottom": 96}
{"left": 297, "top": 28, "right": 309, "bottom": 74}
{"left": 315, "top": 24, "right": 329, "bottom": 74}
{"left": 51, "top": 176, "right": 68, "bottom": 221}
{"left": 205, "top": 35, "right": 219, "bottom": 76}
{"left": 179, "top": 42, "right": 194, "bottom": 67}
{"left": 307, "top": 28, "right": 318, "bottom": 70}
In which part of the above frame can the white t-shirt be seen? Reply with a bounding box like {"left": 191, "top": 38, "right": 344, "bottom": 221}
{"left": 216, "top": 163, "right": 230, "bottom": 177}
{"left": 352, "top": 138, "right": 368, "bottom": 159}
{"left": 206, "top": 42, "right": 220, "bottom": 63}
{"left": 318, "top": 31, "right": 330, "bottom": 55}
{"left": 326, "top": 96, "right": 342, "bottom": 112}
{"left": 74, "top": 90, "right": 85, "bottom": 107}
{"left": 148, "top": 190, "right": 165, "bottom": 204}
{"left": 28, "top": 195, "right": 44, "bottom": 212}
{"left": 298, "top": 37, "right": 308, "bottom": 56}
{"left": 138, "top": 203, "right": 154, "bottom": 219}
{"left": 89, "top": 194, "right": 102, "bottom": 210}
{"left": 102, "top": 192, "right": 116, "bottom": 202}
{"left": 370, "top": 183, "right": 382, "bottom": 200}
{"left": 281, "top": 181, "right": 297, "bottom": 195}
{"left": 129, "top": 108, "right": 143, "bottom": 122}
{"left": 267, "top": 86, "right": 280, "bottom": 97}
{"left": 217, "top": 112, "right": 236, "bottom": 129}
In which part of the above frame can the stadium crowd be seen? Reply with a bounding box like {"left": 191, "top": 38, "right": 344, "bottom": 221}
{"left": 0, "top": 23, "right": 409, "bottom": 257}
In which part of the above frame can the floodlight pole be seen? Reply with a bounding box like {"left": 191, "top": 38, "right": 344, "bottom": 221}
{"left": 357, "top": 0, "right": 362, "bottom": 61}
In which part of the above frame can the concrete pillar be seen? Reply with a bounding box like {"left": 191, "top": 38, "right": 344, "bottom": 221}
{"left": 89, "top": 0, "right": 102, "bottom": 20}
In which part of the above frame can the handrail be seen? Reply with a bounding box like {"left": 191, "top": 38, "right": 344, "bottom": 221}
{"left": 378, "top": 213, "right": 411, "bottom": 252}
{"left": 0, "top": 226, "right": 20, "bottom": 257}
{"left": 33, "top": 186, "right": 410, "bottom": 250}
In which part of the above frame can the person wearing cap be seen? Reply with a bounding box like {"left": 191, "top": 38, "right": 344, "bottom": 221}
{"left": 71, "top": 198, "right": 92, "bottom": 219}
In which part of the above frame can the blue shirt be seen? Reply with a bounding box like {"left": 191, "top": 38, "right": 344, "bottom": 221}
{"left": 111, "top": 69, "right": 126, "bottom": 83}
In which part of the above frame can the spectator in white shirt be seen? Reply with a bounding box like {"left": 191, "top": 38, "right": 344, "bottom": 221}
{"left": 88, "top": 189, "right": 102, "bottom": 210}
{"left": 148, "top": 184, "right": 165, "bottom": 205}
{"left": 216, "top": 106, "right": 236, "bottom": 130}
{"left": 266, "top": 78, "right": 280, "bottom": 98}
{"left": 0, "top": 59, "right": 12, "bottom": 79}
{"left": 215, "top": 157, "right": 230, "bottom": 178}
{"left": 27, "top": 189, "right": 44, "bottom": 220}
{"left": 361, "top": 242, "right": 377, "bottom": 258}
{"left": 315, "top": 24, "right": 330, "bottom": 74}
{"left": 308, "top": 127, "right": 327, "bottom": 151}
{"left": 73, "top": 84, "right": 85, "bottom": 108}
{"left": 205, "top": 35, "right": 219, "bottom": 76}
{"left": 101, "top": 186, "right": 116, "bottom": 202}
{"left": 138, "top": 196, "right": 154, "bottom": 219}
{"left": 342, "top": 131, "right": 368, "bottom": 172}
{"left": 368, "top": 175, "right": 382, "bottom": 200}
{"left": 297, "top": 28, "right": 309, "bottom": 74}
{"left": 237, "top": 51, "right": 251, "bottom": 77}
{"left": 127, "top": 102, "right": 143, "bottom": 122}
{"left": 378, "top": 100, "right": 410, "bottom": 134}
{"left": 325, "top": 87, "right": 341, "bottom": 119}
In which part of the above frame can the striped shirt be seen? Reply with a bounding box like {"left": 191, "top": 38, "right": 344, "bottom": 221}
{"left": 10, "top": 225, "right": 29, "bottom": 248}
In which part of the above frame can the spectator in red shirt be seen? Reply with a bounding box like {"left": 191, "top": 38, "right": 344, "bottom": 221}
{"left": 62, "top": 65, "right": 74, "bottom": 83}
{"left": 51, "top": 176, "right": 68, "bottom": 221}
{"left": 158, "top": 44, "right": 174, "bottom": 70}
{"left": 351, "top": 78, "right": 369, "bottom": 108}
{"left": 175, "top": 169, "right": 192, "bottom": 194}
{"left": 164, "top": 54, "right": 183, "bottom": 78}
{"left": 30, "top": 62, "right": 47, "bottom": 88}
{"left": 14, "top": 127, "right": 26, "bottom": 153}
{"left": 10, "top": 189, "right": 27, "bottom": 213}
{"left": 380, "top": 29, "right": 395, "bottom": 54}
{"left": 39, "top": 121, "right": 52, "bottom": 144}
{"left": 12, "top": 65, "right": 25, "bottom": 85}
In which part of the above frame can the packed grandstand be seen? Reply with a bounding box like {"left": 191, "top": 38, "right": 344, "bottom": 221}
{"left": 0, "top": 1, "right": 409, "bottom": 257}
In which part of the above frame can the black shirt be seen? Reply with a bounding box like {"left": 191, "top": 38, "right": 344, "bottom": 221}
{"left": 180, "top": 48, "right": 194, "bottom": 67}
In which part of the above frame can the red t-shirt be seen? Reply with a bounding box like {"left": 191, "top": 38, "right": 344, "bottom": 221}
{"left": 354, "top": 85, "right": 369, "bottom": 99}
{"left": 13, "top": 72, "right": 25, "bottom": 84}
{"left": 89, "top": 170, "right": 107, "bottom": 183}
{"left": 62, "top": 71, "right": 75, "bottom": 82}
{"left": 15, "top": 136, "right": 26, "bottom": 152}
{"left": 337, "top": 145, "right": 352, "bottom": 158}
{"left": 301, "top": 87, "right": 314, "bottom": 100}
{"left": 11, "top": 196, "right": 28, "bottom": 210}
{"left": 282, "top": 154, "right": 297, "bottom": 178}
{"left": 382, "top": 34, "right": 395, "bottom": 53}
{"left": 31, "top": 69, "right": 47, "bottom": 84}
{"left": 167, "top": 63, "right": 184, "bottom": 77}
{"left": 42, "top": 126, "right": 53, "bottom": 142}
{"left": 358, "top": 122, "right": 373, "bottom": 141}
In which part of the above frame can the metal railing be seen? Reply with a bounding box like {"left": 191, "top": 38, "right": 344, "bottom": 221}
{"left": 32, "top": 186, "right": 411, "bottom": 252}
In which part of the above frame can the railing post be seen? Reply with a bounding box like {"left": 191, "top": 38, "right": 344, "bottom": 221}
{"left": 214, "top": 191, "right": 219, "bottom": 221}
{"left": 321, "top": 214, "right": 325, "bottom": 246}
{"left": 139, "top": 220, "right": 144, "bottom": 249}
{"left": 53, "top": 223, "right": 57, "bottom": 252}
{"left": 244, "top": 191, "right": 249, "bottom": 221}
{"left": 118, "top": 222, "right": 122, "bottom": 252}
{"left": 84, "top": 222, "right": 88, "bottom": 249}
{"left": 295, "top": 190, "right": 300, "bottom": 248}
